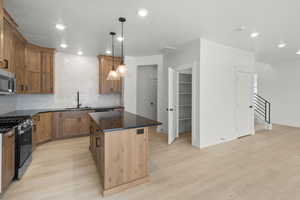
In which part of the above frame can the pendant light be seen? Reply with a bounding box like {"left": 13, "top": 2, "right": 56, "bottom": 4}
{"left": 116, "top": 17, "right": 128, "bottom": 76}
{"left": 107, "top": 32, "right": 120, "bottom": 80}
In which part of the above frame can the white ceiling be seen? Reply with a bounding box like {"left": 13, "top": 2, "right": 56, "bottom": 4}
{"left": 4, "top": 0, "right": 300, "bottom": 63}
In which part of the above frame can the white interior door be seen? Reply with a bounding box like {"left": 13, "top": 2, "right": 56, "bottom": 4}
{"left": 168, "top": 68, "right": 178, "bottom": 144}
{"left": 137, "top": 66, "right": 158, "bottom": 120}
{"left": 236, "top": 72, "right": 254, "bottom": 137}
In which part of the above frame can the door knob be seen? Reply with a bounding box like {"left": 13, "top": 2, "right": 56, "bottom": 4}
{"left": 167, "top": 108, "right": 174, "bottom": 111}
{"left": 249, "top": 106, "right": 253, "bottom": 108}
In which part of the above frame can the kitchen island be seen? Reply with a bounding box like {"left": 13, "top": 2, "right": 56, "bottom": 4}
{"left": 89, "top": 111, "right": 162, "bottom": 196}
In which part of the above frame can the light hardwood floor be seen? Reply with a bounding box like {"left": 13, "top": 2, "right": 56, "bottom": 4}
{"left": 3, "top": 125, "right": 300, "bottom": 200}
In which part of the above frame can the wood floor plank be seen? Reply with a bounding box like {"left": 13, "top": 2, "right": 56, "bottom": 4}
{"left": 3, "top": 125, "right": 300, "bottom": 200}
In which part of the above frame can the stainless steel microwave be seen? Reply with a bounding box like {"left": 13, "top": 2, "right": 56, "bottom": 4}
{"left": 0, "top": 69, "right": 16, "bottom": 95}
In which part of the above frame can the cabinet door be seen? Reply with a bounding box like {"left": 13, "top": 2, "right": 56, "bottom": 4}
{"left": 60, "top": 112, "right": 81, "bottom": 138}
{"left": 112, "top": 58, "right": 122, "bottom": 93}
{"left": 14, "top": 37, "right": 26, "bottom": 93}
{"left": 2, "top": 130, "right": 15, "bottom": 192}
{"left": 96, "top": 133, "right": 105, "bottom": 182}
{"left": 80, "top": 112, "right": 91, "bottom": 134}
{"left": 3, "top": 20, "right": 14, "bottom": 72}
{"left": 41, "top": 52, "right": 54, "bottom": 93}
{"left": 0, "top": 0, "right": 4, "bottom": 69}
{"left": 99, "top": 56, "right": 113, "bottom": 94}
{"left": 98, "top": 56, "right": 122, "bottom": 94}
{"left": 25, "top": 45, "right": 41, "bottom": 93}
{"left": 36, "top": 113, "right": 52, "bottom": 144}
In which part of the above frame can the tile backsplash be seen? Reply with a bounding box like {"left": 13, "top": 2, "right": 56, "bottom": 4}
{"left": 0, "top": 95, "right": 17, "bottom": 114}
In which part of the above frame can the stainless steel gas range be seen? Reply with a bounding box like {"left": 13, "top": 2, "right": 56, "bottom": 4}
{"left": 0, "top": 117, "right": 33, "bottom": 179}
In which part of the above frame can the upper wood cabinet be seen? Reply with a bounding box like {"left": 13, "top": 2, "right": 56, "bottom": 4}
{"left": 98, "top": 55, "right": 122, "bottom": 94}
{"left": 0, "top": 0, "right": 4, "bottom": 69}
{"left": 25, "top": 44, "right": 55, "bottom": 94}
{"left": 0, "top": 8, "right": 55, "bottom": 94}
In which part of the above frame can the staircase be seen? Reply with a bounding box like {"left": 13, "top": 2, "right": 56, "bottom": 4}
{"left": 253, "top": 94, "right": 272, "bottom": 130}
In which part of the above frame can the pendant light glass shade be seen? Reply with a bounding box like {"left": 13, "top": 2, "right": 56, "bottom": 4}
{"left": 107, "top": 70, "right": 120, "bottom": 80}
{"left": 116, "top": 17, "right": 128, "bottom": 77}
{"left": 116, "top": 64, "right": 128, "bottom": 76}
{"left": 107, "top": 32, "right": 120, "bottom": 80}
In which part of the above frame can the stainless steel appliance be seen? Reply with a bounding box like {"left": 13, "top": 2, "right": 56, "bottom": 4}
{"left": 0, "top": 117, "right": 33, "bottom": 179}
{"left": 0, "top": 69, "right": 16, "bottom": 95}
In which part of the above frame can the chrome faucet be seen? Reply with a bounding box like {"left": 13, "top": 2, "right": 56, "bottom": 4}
{"left": 76, "top": 91, "right": 82, "bottom": 108}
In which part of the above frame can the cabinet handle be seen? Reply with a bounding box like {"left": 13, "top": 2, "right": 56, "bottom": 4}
{"left": 3, "top": 59, "right": 8, "bottom": 69}
{"left": 33, "top": 124, "right": 37, "bottom": 132}
{"left": 96, "top": 137, "right": 101, "bottom": 147}
{"left": 90, "top": 126, "right": 93, "bottom": 134}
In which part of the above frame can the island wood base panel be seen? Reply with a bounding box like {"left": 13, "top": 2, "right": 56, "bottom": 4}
{"left": 89, "top": 118, "right": 152, "bottom": 196}
{"left": 102, "top": 176, "right": 150, "bottom": 197}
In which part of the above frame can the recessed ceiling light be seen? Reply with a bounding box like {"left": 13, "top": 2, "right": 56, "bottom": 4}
{"left": 138, "top": 8, "right": 148, "bottom": 17}
{"left": 60, "top": 43, "right": 68, "bottom": 48}
{"left": 250, "top": 32, "right": 260, "bottom": 38}
{"left": 117, "top": 36, "right": 124, "bottom": 42}
{"left": 277, "top": 42, "right": 287, "bottom": 48}
{"left": 77, "top": 51, "right": 83, "bottom": 56}
{"left": 296, "top": 50, "right": 300, "bottom": 55}
{"left": 106, "top": 50, "right": 112, "bottom": 55}
{"left": 56, "top": 24, "right": 65, "bottom": 31}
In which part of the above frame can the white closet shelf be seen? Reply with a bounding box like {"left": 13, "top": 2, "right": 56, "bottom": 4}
{"left": 179, "top": 81, "right": 192, "bottom": 84}
{"left": 178, "top": 93, "right": 192, "bottom": 95}
{"left": 179, "top": 118, "right": 192, "bottom": 121}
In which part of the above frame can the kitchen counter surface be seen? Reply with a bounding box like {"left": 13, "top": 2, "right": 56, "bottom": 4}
{"left": 89, "top": 111, "right": 162, "bottom": 132}
{"left": 0, "top": 106, "right": 124, "bottom": 118}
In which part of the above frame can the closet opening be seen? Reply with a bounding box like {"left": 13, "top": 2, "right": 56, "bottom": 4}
{"left": 168, "top": 66, "right": 194, "bottom": 145}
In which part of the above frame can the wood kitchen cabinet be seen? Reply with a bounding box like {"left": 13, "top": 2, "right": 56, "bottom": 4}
{"left": 33, "top": 113, "right": 52, "bottom": 145}
{"left": 89, "top": 121, "right": 149, "bottom": 195}
{"left": 2, "top": 130, "right": 15, "bottom": 192}
{"left": 41, "top": 51, "right": 54, "bottom": 93}
{"left": 0, "top": 0, "right": 4, "bottom": 69}
{"left": 98, "top": 55, "right": 122, "bottom": 94}
{"left": 24, "top": 44, "right": 55, "bottom": 94}
{"left": 53, "top": 111, "right": 95, "bottom": 139}
{"left": 2, "top": 19, "right": 14, "bottom": 72}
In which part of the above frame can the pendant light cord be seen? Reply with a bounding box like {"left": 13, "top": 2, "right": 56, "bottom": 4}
{"left": 121, "top": 21, "right": 124, "bottom": 64}
{"left": 111, "top": 32, "right": 115, "bottom": 70}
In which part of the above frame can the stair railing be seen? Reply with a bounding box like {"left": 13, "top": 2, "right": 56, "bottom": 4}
{"left": 253, "top": 93, "right": 271, "bottom": 124}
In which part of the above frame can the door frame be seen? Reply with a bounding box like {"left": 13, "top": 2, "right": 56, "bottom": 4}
{"left": 235, "top": 70, "right": 255, "bottom": 138}
{"left": 168, "top": 62, "right": 199, "bottom": 147}
{"left": 136, "top": 64, "right": 159, "bottom": 121}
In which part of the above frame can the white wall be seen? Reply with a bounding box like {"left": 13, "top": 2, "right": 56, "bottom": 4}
{"left": 124, "top": 55, "right": 165, "bottom": 130}
{"left": 16, "top": 52, "right": 120, "bottom": 110}
{"left": 255, "top": 61, "right": 300, "bottom": 127}
{"left": 199, "top": 39, "right": 255, "bottom": 148}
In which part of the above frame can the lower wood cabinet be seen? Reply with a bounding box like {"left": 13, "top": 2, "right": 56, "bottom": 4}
{"left": 32, "top": 113, "right": 52, "bottom": 147}
{"left": 2, "top": 130, "right": 15, "bottom": 192}
{"left": 53, "top": 110, "right": 95, "bottom": 139}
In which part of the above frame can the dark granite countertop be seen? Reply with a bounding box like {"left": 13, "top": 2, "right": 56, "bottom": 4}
{"left": 89, "top": 111, "right": 162, "bottom": 133}
{"left": 0, "top": 106, "right": 123, "bottom": 118}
